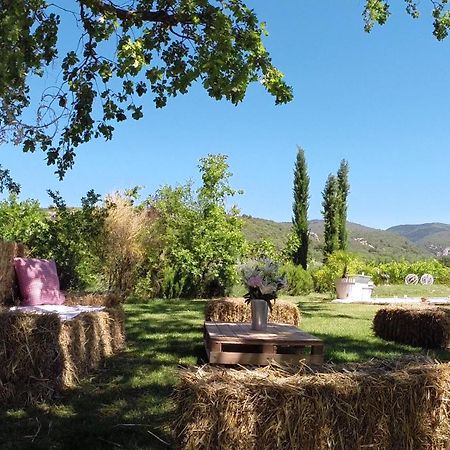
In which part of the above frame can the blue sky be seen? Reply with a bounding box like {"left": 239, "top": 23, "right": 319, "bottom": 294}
{"left": 2, "top": 0, "right": 450, "bottom": 229}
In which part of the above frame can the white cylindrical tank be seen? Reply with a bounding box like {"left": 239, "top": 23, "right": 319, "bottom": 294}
{"left": 335, "top": 275, "right": 374, "bottom": 301}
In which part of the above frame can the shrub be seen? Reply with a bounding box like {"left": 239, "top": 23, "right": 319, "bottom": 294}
{"left": 280, "top": 262, "right": 313, "bottom": 295}
{"left": 243, "top": 238, "right": 280, "bottom": 261}
{"left": 369, "top": 259, "right": 450, "bottom": 285}
{"left": 34, "top": 190, "right": 107, "bottom": 290}
{"left": 0, "top": 194, "right": 47, "bottom": 250}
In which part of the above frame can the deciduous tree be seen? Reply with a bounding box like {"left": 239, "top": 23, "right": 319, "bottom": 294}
{"left": 0, "top": 0, "right": 292, "bottom": 180}
{"left": 146, "top": 154, "right": 244, "bottom": 298}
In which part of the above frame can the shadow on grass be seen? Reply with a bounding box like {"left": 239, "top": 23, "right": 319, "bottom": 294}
{"left": 2, "top": 297, "right": 449, "bottom": 449}
{"left": 0, "top": 300, "right": 207, "bottom": 450}
{"left": 296, "top": 299, "right": 450, "bottom": 363}
{"left": 318, "top": 332, "right": 450, "bottom": 364}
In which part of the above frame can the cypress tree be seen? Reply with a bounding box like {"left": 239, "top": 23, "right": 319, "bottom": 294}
{"left": 291, "top": 147, "right": 310, "bottom": 269}
{"left": 336, "top": 159, "right": 350, "bottom": 251}
{"left": 322, "top": 174, "right": 339, "bottom": 260}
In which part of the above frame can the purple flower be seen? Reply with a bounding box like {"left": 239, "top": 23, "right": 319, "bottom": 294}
{"left": 247, "top": 275, "right": 263, "bottom": 288}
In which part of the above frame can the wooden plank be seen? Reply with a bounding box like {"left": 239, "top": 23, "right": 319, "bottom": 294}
{"left": 205, "top": 322, "right": 322, "bottom": 345}
{"left": 205, "top": 321, "right": 222, "bottom": 338}
{"left": 261, "top": 343, "right": 276, "bottom": 354}
{"left": 204, "top": 333, "right": 220, "bottom": 354}
{"left": 233, "top": 322, "right": 252, "bottom": 337}
{"left": 204, "top": 321, "right": 324, "bottom": 366}
{"left": 210, "top": 334, "right": 321, "bottom": 346}
{"left": 311, "top": 344, "right": 324, "bottom": 355}
{"left": 228, "top": 322, "right": 247, "bottom": 338}
{"left": 209, "top": 351, "right": 323, "bottom": 365}
{"left": 225, "top": 322, "right": 241, "bottom": 338}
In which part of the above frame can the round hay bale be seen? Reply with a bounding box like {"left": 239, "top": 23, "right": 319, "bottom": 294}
{"left": 205, "top": 297, "right": 301, "bottom": 326}
{"left": 173, "top": 357, "right": 450, "bottom": 450}
{"left": 373, "top": 305, "right": 450, "bottom": 349}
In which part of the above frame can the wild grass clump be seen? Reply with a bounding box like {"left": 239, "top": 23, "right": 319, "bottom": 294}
{"left": 103, "top": 192, "right": 149, "bottom": 294}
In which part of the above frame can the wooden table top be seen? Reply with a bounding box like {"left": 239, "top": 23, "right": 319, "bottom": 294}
{"left": 204, "top": 321, "right": 323, "bottom": 345}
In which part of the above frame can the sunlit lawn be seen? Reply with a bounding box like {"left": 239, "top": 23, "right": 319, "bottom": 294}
{"left": 373, "top": 283, "right": 450, "bottom": 298}
{"left": 1, "top": 294, "right": 450, "bottom": 449}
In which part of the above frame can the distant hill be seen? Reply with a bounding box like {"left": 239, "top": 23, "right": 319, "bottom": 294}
{"left": 241, "top": 216, "right": 291, "bottom": 249}
{"left": 387, "top": 223, "right": 450, "bottom": 256}
{"left": 242, "top": 216, "right": 432, "bottom": 262}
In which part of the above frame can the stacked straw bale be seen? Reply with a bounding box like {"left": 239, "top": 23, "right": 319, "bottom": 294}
{"left": 173, "top": 357, "right": 450, "bottom": 450}
{"left": 64, "top": 291, "right": 122, "bottom": 308}
{"left": 0, "top": 239, "right": 126, "bottom": 404}
{"left": 205, "top": 297, "right": 301, "bottom": 326}
{"left": 373, "top": 306, "right": 450, "bottom": 349}
{"left": 0, "top": 305, "right": 125, "bottom": 405}
{"left": 0, "top": 241, "right": 25, "bottom": 305}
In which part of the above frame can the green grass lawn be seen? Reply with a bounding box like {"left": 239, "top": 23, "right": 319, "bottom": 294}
{"left": 2, "top": 295, "right": 450, "bottom": 449}
{"left": 373, "top": 283, "right": 450, "bottom": 298}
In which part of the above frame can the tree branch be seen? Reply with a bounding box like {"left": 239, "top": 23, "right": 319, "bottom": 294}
{"left": 81, "top": 0, "right": 190, "bottom": 25}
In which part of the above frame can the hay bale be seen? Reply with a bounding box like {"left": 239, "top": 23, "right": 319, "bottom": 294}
{"left": 173, "top": 357, "right": 450, "bottom": 450}
{"left": 0, "top": 241, "right": 126, "bottom": 404}
{"left": 0, "top": 306, "right": 125, "bottom": 405}
{"left": 205, "top": 297, "right": 301, "bottom": 326}
{"left": 373, "top": 306, "right": 450, "bottom": 349}
{"left": 0, "top": 241, "right": 25, "bottom": 306}
{"left": 64, "top": 291, "right": 122, "bottom": 308}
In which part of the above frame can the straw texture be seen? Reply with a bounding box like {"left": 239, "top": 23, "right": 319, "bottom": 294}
{"left": 173, "top": 357, "right": 450, "bottom": 450}
{"left": 205, "top": 297, "right": 301, "bottom": 326}
{"left": 0, "top": 241, "right": 25, "bottom": 305}
{"left": 0, "top": 306, "right": 125, "bottom": 405}
{"left": 373, "top": 306, "right": 450, "bottom": 349}
{"left": 0, "top": 241, "right": 126, "bottom": 404}
{"left": 64, "top": 291, "right": 122, "bottom": 307}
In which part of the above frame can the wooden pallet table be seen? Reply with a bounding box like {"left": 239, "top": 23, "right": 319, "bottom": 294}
{"left": 204, "top": 321, "right": 324, "bottom": 366}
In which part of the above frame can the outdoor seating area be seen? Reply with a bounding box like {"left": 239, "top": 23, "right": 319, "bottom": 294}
{"left": 4, "top": 0, "right": 450, "bottom": 446}
{"left": 203, "top": 295, "right": 323, "bottom": 366}
{"left": 172, "top": 284, "right": 450, "bottom": 449}
{"left": 0, "top": 241, "right": 126, "bottom": 405}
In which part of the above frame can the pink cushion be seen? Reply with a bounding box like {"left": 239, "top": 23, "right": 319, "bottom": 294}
{"left": 14, "top": 258, "right": 65, "bottom": 306}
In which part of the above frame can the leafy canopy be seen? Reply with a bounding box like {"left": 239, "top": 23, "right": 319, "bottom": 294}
{"left": 1, "top": 0, "right": 449, "bottom": 182}
{"left": 1, "top": 0, "right": 293, "bottom": 180}
{"left": 145, "top": 154, "right": 245, "bottom": 298}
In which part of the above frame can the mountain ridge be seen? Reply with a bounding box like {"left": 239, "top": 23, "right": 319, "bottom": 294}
{"left": 242, "top": 216, "right": 445, "bottom": 261}
{"left": 387, "top": 223, "right": 450, "bottom": 256}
